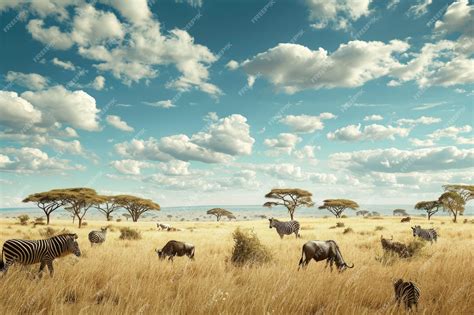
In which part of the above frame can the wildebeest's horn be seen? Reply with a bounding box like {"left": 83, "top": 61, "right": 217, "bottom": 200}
{"left": 346, "top": 263, "right": 354, "bottom": 268}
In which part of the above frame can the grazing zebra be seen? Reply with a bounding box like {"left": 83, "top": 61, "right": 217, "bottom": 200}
{"left": 268, "top": 218, "right": 300, "bottom": 239}
{"left": 394, "top": 279, "right": 420, "bottom": 310}
{"left": 88, "top": 227, "right": 108, "bottom": 246}
{"left": 411, "top": 225, "right": 438, "bottom": 244}
{"left": 0, "top": 233, "right": 81, "bottom": 276}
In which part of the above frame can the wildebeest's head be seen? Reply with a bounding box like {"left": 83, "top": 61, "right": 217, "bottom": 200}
{"left": 66, "top": 234, "right": 81, "bottom": 257}
{"left": 156, "top": 249, "right": 165, "bottom": 260}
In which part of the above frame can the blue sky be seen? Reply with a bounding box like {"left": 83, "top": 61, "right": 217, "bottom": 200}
{"left": 0, "top": 0, "right": 473, "bottom": 208}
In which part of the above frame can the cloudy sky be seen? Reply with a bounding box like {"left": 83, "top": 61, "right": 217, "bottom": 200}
{"left": 0, "top": 0, "right": 473, "bottom": 208}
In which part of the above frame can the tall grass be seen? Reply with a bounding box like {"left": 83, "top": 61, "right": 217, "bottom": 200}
{"left": 0, "top": 217, "right": 473, "bottom": 314}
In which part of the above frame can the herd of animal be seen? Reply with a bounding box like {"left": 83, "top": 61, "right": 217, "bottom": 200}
{"left": 0, "top": 217, "right": 440, "bottom": 310}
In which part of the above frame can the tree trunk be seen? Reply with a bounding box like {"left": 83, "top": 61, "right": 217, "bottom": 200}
{"left": 78, "top": 217, "right": 83, "bottom": 228}
{"left": 290, "top": 213, "right": 294, "bottom": 220}
{"left": 453, "top": 211, "right": 457, "bottom": 223}
{"left": 428, "top": 212, "right": 431, "bottom": 220}
{"left": 106, "top": 213, "right": 112, "bottom": 221}
{"left": 217, "top": 216, "right": 220, "bottom": 222}
{"left": 46, "top": 213, "right": 50, "bottom": 225}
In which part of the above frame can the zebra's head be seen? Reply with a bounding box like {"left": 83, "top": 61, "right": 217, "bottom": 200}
{"left": 268, "top": 218, "right": 275, "bottom": 228}
{"left": 101, "top": 227, "right": 108, "bottom": 233}
{"left": 394, "top": 278, "right": 404, "bottom": 290}
{"left": 67, "top": 234, "right": 81, "bottom": 257}
{"left": 411, "top": 225, "right": 420, "bottom": 237}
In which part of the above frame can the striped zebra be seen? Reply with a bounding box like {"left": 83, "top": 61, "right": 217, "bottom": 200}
{"left": 88, "top": 227, "right": 108, "bottom": 246}
{"left": 394, "top": 279, "right": 420, "bottom": 310}
{"left": 0, "top": 233, "right": 81, "bottom": 276}
{"left": 411, "top": 225, "right": 438, "bottom": 244}
{"left": 268, "top": 218, "right": 300, "bottom": 239}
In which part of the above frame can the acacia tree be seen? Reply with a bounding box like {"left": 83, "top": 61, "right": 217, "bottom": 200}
{"left": 114, "top": 195, "right": 160, "bottom": 222}
{"left": 207, "top": 208, "right": 235, "bottom": 221}
{"left": 263, "top": 188, "right": 314, "bottom": 220}
{"left": 319, "top": 199, "right": 359, "bottom": 218}
{"left": 94, "top": 195, "right": 121, "bottom": 221}
{"left": 415, "top": 200, "right": 442, "bottom": 220}
{"left": 393, "top": 209, "right": 408, "bottom": 216}
{"left": 443, "top": 185, "right": 474, "bottom": 204}
{"left": 55, "top": 188, "right": 106, "bottom": 228}
{"left": 122, "top": 213, "right": 131, "bottom": 221}
{"left": 439, "top": 191, "right": 465, "bottom": 223}
{"left": 22, "top": 190, "right": 67, "bottom": 225}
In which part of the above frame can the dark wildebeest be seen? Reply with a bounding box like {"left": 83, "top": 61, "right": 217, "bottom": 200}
{"left": 156, "top": 240, "right": 195, "bottom": 261}
{"left": 400, "top": 217, "right": 411, "bottom": 223}
{"left": 298, "top": 240, "right": 354, "bottom": 271}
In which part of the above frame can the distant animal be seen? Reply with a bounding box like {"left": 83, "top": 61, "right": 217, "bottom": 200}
{"left": 268, "top": 218, "right": 300, "bottom": 239}
{"left": 167, "top": 227, "right": 182, "bottom": 232}
{"left": 400, "top": 217, "right": 411, "bottom": 223}
{"left": 393, "top": 209, "right": 408, "bottom": 216}
{"left": 380, "top": 235, "right": 411, "bottom": 258}
{"left": 356, "top": 210, "right": 369, "bottom": 217}
{"left": 88, "top": 227, "right": 108, "bottom": 246}
{"left": 0, "top": 233, "right": 81, "bottom": 276}
{"left": 157, "top": 223, "right": 171, "bottom": 230}
{"left": 156, "top": 240, "right": 195, "bottom": 261}
{"left": 394, "top": 278, "right": 420, "bottom": 310}
{"left": 412, "top": 225, "right": 438, "bottom": 244}
{"left": 298, "top": 240, "right": 354, "bottom": 271}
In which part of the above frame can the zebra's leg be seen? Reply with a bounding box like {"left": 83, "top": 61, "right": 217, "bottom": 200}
{"left": 46, "top": 260, "right": 54, "bottom": 277}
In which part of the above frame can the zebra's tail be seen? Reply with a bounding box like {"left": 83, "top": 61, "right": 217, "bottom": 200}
{"left": 0, "top": 249, "right": 4, "bottom": 271}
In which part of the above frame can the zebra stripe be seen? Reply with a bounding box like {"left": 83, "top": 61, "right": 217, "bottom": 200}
{"left": 412, "top": 225, "right": 438, "bottom": 244}
{"left": 269, "top": 218, "right": 300, "bottom": 239}
{"left": 394, "top": 279, "right": 420, "bottom": 310}
{"left": 88, "top": 227, "right": 108, "bottom": 246}
{"left": 0, "top": 233, "right": 81, "bottom": 276}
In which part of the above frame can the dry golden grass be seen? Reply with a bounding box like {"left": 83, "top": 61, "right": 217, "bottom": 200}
{"left": 0, "top": 216, "right": 473, "bottom": 314}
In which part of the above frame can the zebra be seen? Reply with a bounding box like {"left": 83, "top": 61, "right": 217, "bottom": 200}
{"left": 268, "top": 218, "right": 300, "bottom": 239}
{"left": 0, "top": 233, "right": 81, "bottom": 276}
{"left": 411, "top": 225, "right": 438, "bottom": 244}
{"left": 394, "top": 278, "right": 420, "bottom": 310}
{"left": 88, "top": 227, "right": 108, "bottom": 246}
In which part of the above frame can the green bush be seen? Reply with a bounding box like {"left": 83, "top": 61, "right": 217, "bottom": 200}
{"left": 119, "top": 227, "right": 142, "bottom": 240}
{"left": 336, "top": 222, "right": 345, "bottom": 228}
{"left": 230, "top": 228, "right": 272, "bottom": 267}
{"left": 17, "top": 214, "right": 30, "bottom": 225}
{"left": 343, "top": 227, "right": 353, "bottom": 234}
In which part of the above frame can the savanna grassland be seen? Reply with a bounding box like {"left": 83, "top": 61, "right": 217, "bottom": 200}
{"left": 0, "top": 216, "right": 473, "bottom": 315}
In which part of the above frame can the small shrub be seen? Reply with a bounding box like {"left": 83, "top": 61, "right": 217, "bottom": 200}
{"left": 343, "top": 227, "right": 353, "bottom": 234}
{"left": 119, "top": 227, "right": 142, "bottom": 240}
{"left": 230, "top": 228, "right": 272, "bottom": 267}
{"left": 39, "top": 227, "right": 71, "bottom": 238}
{"left": 17, "top": 214, "right": 30, "bottom": 225}
{"left": 336, "top": 222, "right": 345, "bottom": 228}
{"left": 82, "top": 222, "right": 88, "bottom": 227}
{"left": 375, "top": 226, "right": 384, "bottom": 231}
{"left": 407, "top": 239, "right": 426, "bottom": 256}
{"left": 441, "top": 222, "right": 445, "bottom": 225}
{"left": 341, "top": 215, "right": 348, "bottom": 218}
{"left": 329, "top": 226, "right": 336, "bottom": 229}
{"left": 116, "top": 218, "right": 122, "bottom": 222}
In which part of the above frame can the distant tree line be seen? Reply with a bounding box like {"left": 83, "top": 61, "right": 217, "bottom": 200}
{"left": 23, "top": 187, "right": 160, "bottom": 228}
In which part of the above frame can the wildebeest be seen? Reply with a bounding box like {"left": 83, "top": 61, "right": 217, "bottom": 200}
{"left": 298, "top": 240, "right": 354, "bottom": 271}
{"left": 394, "top": 278, "right": 420, "bottom": 310}
{"left": 157, "top": 223, "right": 171, "bottom": 230}
{"left": 156, "top": 240, "right": 195, "bottom": 261}
{"left": 400, "top": 217, "right": 411, "bottom": 223}
{"left": 412, "top": 225, "right": 437, "bottom": 244}
{"left": 380, "top": 235, "right": 411, "bottom": 258}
